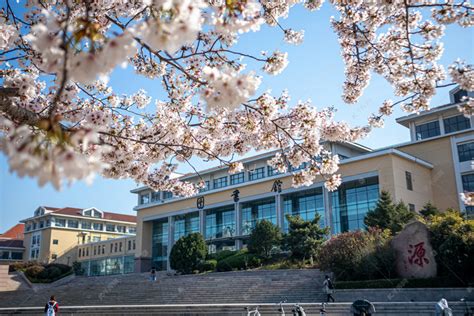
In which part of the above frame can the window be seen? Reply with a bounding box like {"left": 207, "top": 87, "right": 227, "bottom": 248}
{"left": 78, "top": 249, "right": 82, "bottom": 258}
{"left": 86, "top": 248, "right": 89, "bottom": 256}
{"left": 46, "top": 220, "right": 51, "bottom": 227}
{"left": 39, "top": 221, "right": 44, "bottom": 228}
{"left": 241, "top": 198, "right": 276, "bottom": 235}
{"left": 26, "top": 225, "right": 31, "bottom": 232}
{"left": 283, "top": 188, "right": 325, "bottom": 232}
{"left": 443, "top": 115, "right": 471, "bottom": 134}
{"left": 139, "top": 193, "right": 150, "bottom": 205}
{"left": 117, "top": 225, "right": 126, "bottom": 233}
{"left": 173, "top": 212, "right": 200, "bottom": 241}
{"left": 93, "top": 223, "right": 103, "bottom": 231}
{"left": 128, "top": 227, "right": 137, "bottom": 234}
{"left": 133, "top": 240, "right": 136, "bottom": 250}
{"left": 199, "top": 180, "right": 210, "bottom": 193}
{"left": 102, "top": 245, "right": 105, "bottom": 254}
{"left": 55, "top": 218, "right": 66, "bottom": 227}
{"left": 267, "top": 166, "right": 281, "bottom": 177}
{"left": 110, "top": 244, "right": 113, "bottom": 253}
{"left": 405, "top": 171, "right": 413, "bottom": 191}
{"left": 106, "top": 224, "right": 115, "bottom": 232}
{"left": 114, "top": 243, "right": 118, "bottom": 252}
{"left": 92, "top": 236, "right": 101, "bottom": 242}
{"left": 453, "top": 89, "right": 468, "bottom": 103}
{"left": 248, "top": 167, "right": 265, "bottom": 181}
{"left": 213, "top": 176, "right": 228, "bottom": 189}
{"left": 52, "top": 239, "right": 59, "bottom": 245}
{"left": 93, "top": 246, "right": 97, "bottom": 256}
{"left": 32, "top": 222, "right": 37, "bottom": 230}
{"left": 205, "top": 206, "right": 236, "bottom": 239}
{"left": 151, "top": 191, "right": 160, "bottom": 202}
{"left": 409, "top": 204, "right": 415, "bottom": 212}
{"left": 128, "top": 240, "right": 132, "bottom": 251}
{"left": 462, "top": 173, "right": 474, "bottom": 215}
{"left": 230, "top": 172, "right": 245, "bottom": 185}
{"left": 81, "top": 221, "right": 91, "bottom": 230}
{"left": 415, "top": 121, "right": 440, "bottom": 140}
{"left": 458, "top": 142, "right": 474, "bottom": 162}
{"left": 68, "top": 220, "right": 79, "bottom": 228}
{"left": 291, "top": 162, "right": 308, "bottom": 172}
{"left": 119, "top": 242, "right": 123, "bottom": 252}
{"left": 51, "top": 254, "right": 57, "bottom": 260}
{"left": 163, "top": 191, "right": 173, "bottom": 199}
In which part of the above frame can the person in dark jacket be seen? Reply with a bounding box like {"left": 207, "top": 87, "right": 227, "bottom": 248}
{"left": 44, "top": 295, "right": 59, "bottom": 316}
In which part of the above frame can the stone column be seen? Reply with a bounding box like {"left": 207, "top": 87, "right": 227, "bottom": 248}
{"left": 276, "top": 194, "right": 285, "bottom": 232}
{"left": 199, "top": 209, "right": 205, "bottom": 237}
{"left": 235, "top": 201, "right": 242, "bottom": 250}
{"left": 323, "top": 187, "right": 333, "bottom": 235}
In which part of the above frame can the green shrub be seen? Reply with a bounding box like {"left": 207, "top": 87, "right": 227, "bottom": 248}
{"left": 206, "top": 250, "right": 237, "bottom": 261}
{"left": 198, "top": 259, "right": 217, "bottom": 272}
{"left": 170, "top": 232, "right": 207, "bottom": 274}
{"left": 427, "top": 210, "right": 474, "bottom": 281}
{"left": 25, "top": 265, "right": 45, "bottom": 279}
{"left": 284, "top": 214, "right": 329, "bottom": 264}
{"left": 318, "top": 229, "right": 395, "bottom": 281}
{"left": 216, "top": 251, "right": 261, "bottom": 272}
{"left": 247, "top": 220, "right": 282, "bottom": 259}
{"left": 39, "top": 266, "right": 62, "bottom": 280}
{"left": 72, "top": 261, "right": 85, "bottom": 275}
{"left": 9, "top": 261, "right": 37, "bottom": 273}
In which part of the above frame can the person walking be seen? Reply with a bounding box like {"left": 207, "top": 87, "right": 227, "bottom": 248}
{"left": 150, "top": 267, "right": 157, "bottom": 282}
{"left": 44, "top": 295, "right": 59, "bottom": 316}
{"left": 323, "top": 275, "right": 335, "bottom": 303}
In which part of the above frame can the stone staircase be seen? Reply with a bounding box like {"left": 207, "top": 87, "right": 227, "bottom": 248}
{"left": 0, "top": 269, "right": 327, "bottom": 307}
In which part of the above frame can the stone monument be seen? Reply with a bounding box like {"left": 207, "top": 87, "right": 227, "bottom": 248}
{"left": 391, "top": 220, "right": 437, "bottom": 278}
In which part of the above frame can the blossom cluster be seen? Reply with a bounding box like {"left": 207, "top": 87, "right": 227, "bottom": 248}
{"left": 0, "top": 0, "right": 472, "bottom": 196}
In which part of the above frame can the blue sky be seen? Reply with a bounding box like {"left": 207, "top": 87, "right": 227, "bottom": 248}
{"left": 0, "top": 3, "right": 472, "bottom": 231}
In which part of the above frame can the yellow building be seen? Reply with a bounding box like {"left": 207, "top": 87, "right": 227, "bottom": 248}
{"left": 76, "top": 235, "right": 136, "bottom": 276}
{"left": 21, "top": 206, "right": 136, "bottom": 265}
{"left": 131, "top": 87, "right": 474, "bottom": 272}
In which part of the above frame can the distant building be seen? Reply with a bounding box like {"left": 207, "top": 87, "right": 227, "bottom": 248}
{"left": 21, "top": 206, "right": 136, "bottom": 265}
{"left": 76, "top": 235, "right": 136, "bottom": 276}
{"left": 0, "top": 224, "right": 25, "bottom": 262}
{"left": 131, "top": 87, "right": 474, "bottom": 272}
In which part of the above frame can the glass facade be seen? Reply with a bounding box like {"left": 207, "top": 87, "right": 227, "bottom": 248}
{"left": 207, "top": 240, "right": 236, "bottom": 254}
{"left": 415, "top": 121, "right": 440, "bottom": 140}
{"left": 241, "top": 198, "right": 276, "bottom": 235}
{"left": 457, "top": 142, "right": 474, "bottom": 162}
{"left": 205, "top": 206, "right": 235, "bottom": 240}
{"left": 462, "top": 173, "right": 474, "bottom": 215}
{"left": 331, "top": 176, "right": 379, "bottom": 234}
{"left": 443, "top": 115, "right": 471, "bottom": 134}
{"left": 213, "top": 176, "right": 228, "bottom": 189}
{"left": 87, "top": 255, "right": 134, "bottom": 276}
{"left": 173, "top": 212, "right": 199, "bottom": 241}
{"left": 283, "top": 188, "right": 325, "bottom": 232}
{"left": 152, "top": 219, "right": 169, "bottom": 271}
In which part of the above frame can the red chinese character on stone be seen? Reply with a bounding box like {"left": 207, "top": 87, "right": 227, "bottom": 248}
{"left": 408, "top": 242, "right": 429, "bottom": 267}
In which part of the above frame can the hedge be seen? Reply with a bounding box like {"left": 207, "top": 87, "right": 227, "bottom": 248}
{"left": 216, "top": 251, "right": 261, "bottom": 272}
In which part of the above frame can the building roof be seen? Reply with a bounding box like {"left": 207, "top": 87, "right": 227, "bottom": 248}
{"left": 0, "top": 224, "right": 24, "bottom": 240}
{"left": 0, "top": 239, "right": 24, "bottom": 248}
{"left": 51, "top": 207, "right": 136, "bottom": 223}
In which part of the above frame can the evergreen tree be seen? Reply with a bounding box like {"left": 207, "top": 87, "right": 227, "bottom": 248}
{"left": 419, "top": 202, "right": 440, "bottom": 218}
{"left": 247, "top": 220, "right": 282, "bottom": 259}
{"left": 364, "top": 191, "right": 415, "bottom": 234}
{"left": 284, "top": 214, "right": 329, "bottom": 264}
{"left": 170, "top": 233, "right": 207, "bottom": 274}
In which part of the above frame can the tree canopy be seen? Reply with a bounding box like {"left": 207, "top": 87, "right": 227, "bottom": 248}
{"left": 0, "top": 1, "right": 472, "bottom": 194}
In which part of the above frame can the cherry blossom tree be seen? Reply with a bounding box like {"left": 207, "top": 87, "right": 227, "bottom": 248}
{"left": 0, "top": 0, "right": 472, "bottom": 197}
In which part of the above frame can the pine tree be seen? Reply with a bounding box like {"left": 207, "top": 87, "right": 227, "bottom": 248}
{"left": 364, "top": 191, "right": 415, "bottom": 234}
{"left": 419, "top": 202, "right": 440, "bottom": 218}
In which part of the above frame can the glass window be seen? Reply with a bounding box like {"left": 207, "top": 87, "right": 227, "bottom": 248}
{"left": 415, "top": 121, "right": 440, "bottom": 140}
{"left": 444, "top": 115, "right": 471, "bottom": 134}
{"left": 173, "top": 212, "right": 199, "bottom": 241}
{"left": 283, "top": 188, "right": 325, "bottom": 232}
{"left": 92, "top": 236, "right": 101, "bottom": 242}
{"left": 213, "top": 176, "right": 228, "bottom": 189}
{"left": 248, "top": 167, "right": 265, "bottom": 181}
{"left": 151, "top": 191, "right": 160, "bottom": 202}
{"left": 331, "top": 176, "right": 379, "bottom": 235}
{"left": 453, "top": 89, "right": 468, "bottom": 103}
{"left": 291, "top": 162, "right": 308, "bottom": 172}
{"left": 462, "top": 173, "right": 474, "bottom": 216}
{"left": 93, "top": 223, "right": 103, "bottom": 231}
{"left": 458, "top": 142, "right": 474, "bottom": 162}
{"left": 128, "top": 227, "right": 136, "bottom": 234}
{"left": 199, "top": 180, "right": 210, "bottom": 193}
{"left": 409, "top": 204, "right": 415, "bottom": 212}
{"left": 117, "top": 225, "right": 126, "bottom": 233}
{"left": 139, "top": 193, "right": 150, "bottom": 205}
{"left": 152, "top": 219, "right": 169, "bottom": 271}
{"left": 55, "top": 218, "right": 66, "bottom": 227}
{"left": 241, "top": 198, "right": 276, "bottom": 235}
{"left": 133, "top": 240, "right": 136, "bottom": 250}
{"left": 405, "top": 171, "right": 413, "bottom": 191}
{"left": 124, "top": 255, "right": 135, "bottom": 274}
{"left": 163, "top": 191, "right": 173, "bottom": 199}
{"left": 207, "top": 240, "right": 236, "bottom": 254}
{"left": 230, "top": 172, "right": 245, "bottom": 185}
{"left": 39, "top": 221, "right": 44, "bottom": 228}
{"left": 128, "top": 240, "right": 132, "bottom": 251}
{"left": 205, "top": 206, "right": 235, "bottom": 240}
{"left": 106, "top": 224, "right": 115, "bottom": 232}
{"left": 68, "top": 220, "right": 79, "bottom": 228}
{"left": 267, "top": 166, "right": 282, "bottom": 177}
{"left": 32, "top": 222, "right": 37, "bottom": 230}
{"left": 52, "top": 239, "right": 59, "bottom": 245}
{"left": 81, "top": 221, "right": 91, "bottom": 230}
{"left": 46, "top": 220, "right": 51, "bottom": 227}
